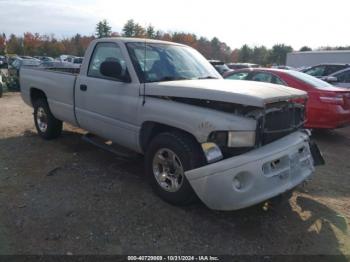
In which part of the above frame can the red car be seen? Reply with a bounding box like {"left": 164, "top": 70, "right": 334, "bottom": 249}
{"left": 224, "top": 68, "right": 350, "bottom": 129}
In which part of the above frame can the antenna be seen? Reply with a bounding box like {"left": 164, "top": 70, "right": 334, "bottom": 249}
{"left": 142, "top": 38, "right": 146, "bottom": 106}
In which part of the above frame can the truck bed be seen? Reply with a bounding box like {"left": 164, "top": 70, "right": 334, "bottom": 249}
{"left": 20, "top": 66, "right": 79, "bottom": 126}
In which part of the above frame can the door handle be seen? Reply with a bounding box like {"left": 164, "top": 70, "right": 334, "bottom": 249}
{"left": 80, "top": 84, "right": 87, "bottom": 91}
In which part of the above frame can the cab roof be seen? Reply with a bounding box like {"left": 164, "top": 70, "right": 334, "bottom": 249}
{"left": 97, "top": 37, "right": 185, "bottom": 46}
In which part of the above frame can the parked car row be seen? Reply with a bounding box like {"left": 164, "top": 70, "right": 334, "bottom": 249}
{"left": 209, "top": 61, "right": 261, "bottom": 75}
{"left": 224, "top": 68, "right": 350, "bottom": 129}
{"left": 208, "top": 59, "right": 350, "bottom": 89}
{"left": 59, "top": 55, "right": 84, "bottom": 64}
{"left": 0, "top": 54, "right": 83, "bottom": 91}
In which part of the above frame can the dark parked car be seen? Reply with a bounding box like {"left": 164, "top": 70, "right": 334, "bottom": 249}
{"left": 208, "top": 60, "right": 232, "bottom": 75}
{"left": 34, "top": 56, "right": 55, "bottom": 62}
{"left": 323, "top": 67, "right": 350, "bottom": 89}
{"left": 302, "top": 63, "right": 350, "bottom": 78}
{"left": 0, "top": 56, "right": 8, "bottom": 69}
{"left": 73, "top": 57, "right": 83, "bottom": 64}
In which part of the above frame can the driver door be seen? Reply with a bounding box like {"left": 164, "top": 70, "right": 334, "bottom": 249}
{"left": 75, "top": 42, "right": 141, "bottom": 150}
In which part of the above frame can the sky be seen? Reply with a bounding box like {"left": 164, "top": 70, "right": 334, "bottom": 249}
{"left": 1, "top": 0, "right": 349, "bottom": 50}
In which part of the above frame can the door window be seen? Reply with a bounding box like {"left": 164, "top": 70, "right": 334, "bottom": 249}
{"left": 225, "top": 72, "right": 249, "bottom": 80}
{"left": 304, "top": 66, "right": 326, "bottom": 77}
{"left": 325, "top": 65, "right": 347, "bottom": 76}
{"left": 251, "top": 72, "right": 273, "bottom": 83}
{"left": 88, "top": 42, "right": 129, "bottom": 81}
{"left": 335, "top": 70, "right": 350, "bottom": 83}
{"left": 272, "top": 76, "right": 286, "bottom": 85}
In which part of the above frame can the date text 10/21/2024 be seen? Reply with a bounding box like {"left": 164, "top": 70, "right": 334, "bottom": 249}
{"left": 127, "top": 256, "right": 220, "bottom": 261}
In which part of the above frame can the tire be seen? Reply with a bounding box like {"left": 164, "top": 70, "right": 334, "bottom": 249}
{"left": 33, "top": 98, "right": 62, "bottom": 140}
{"left": 145, "top": 132, "right": 205, "bottom": 206}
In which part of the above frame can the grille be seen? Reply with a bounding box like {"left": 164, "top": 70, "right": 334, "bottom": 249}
{"left": 258, "top": 102, "right": 305, "bottom": 145}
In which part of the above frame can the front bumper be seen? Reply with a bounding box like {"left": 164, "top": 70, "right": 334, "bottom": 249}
{"left": 185, "top": 131, "right": 315, "bottom": 211}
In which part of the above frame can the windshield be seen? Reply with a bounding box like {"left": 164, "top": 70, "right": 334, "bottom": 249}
{"left": 214, "top": 64, "right": 230, "bottom": 74}
{"left": 126, "top": 42, "right": 221, "bottom": 83}
{"left": 287, "top": 70, "right": 334, "bottom": 89}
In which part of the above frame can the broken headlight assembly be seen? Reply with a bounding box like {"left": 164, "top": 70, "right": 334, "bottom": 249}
{"left": 205, "top": 131, "right": 257, "bottom": 160}
{"left": 209, "top": 131, "right": 256, "bottom": 148}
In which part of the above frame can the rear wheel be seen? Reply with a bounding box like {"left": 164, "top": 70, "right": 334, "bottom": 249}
{"left": 145, "top": 132, "right": 205, "bottom": 205}
{"left": 33, "top": 98, "right": 62, "bottom": 140}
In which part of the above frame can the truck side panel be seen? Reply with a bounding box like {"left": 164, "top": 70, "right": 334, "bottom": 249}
{"left": 20, "top": 68, "right": 78, "bottom": 126}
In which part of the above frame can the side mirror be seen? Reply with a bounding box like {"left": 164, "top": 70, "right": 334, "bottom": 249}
{"left": 100, "top": 60, "right": 123, "bottom": 79}
{"left": 325, "top": 76, "right": 338, "bottom": 83}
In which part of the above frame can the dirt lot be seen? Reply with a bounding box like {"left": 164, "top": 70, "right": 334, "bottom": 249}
{"left": 0, "top": 93, "right": 350, "bottom": 256}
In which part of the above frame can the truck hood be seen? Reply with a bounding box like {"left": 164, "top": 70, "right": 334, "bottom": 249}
{"left": 145, "top": 79, "right": 307, "bottom": 107}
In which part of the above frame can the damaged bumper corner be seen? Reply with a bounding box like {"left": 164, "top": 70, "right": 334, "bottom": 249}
{"left": 185, "top": 131, "right": 316, "bottom": 211}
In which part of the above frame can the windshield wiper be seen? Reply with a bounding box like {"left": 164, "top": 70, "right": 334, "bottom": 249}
{"left": 197, "top": 76, "right": 219, "bottom": 79}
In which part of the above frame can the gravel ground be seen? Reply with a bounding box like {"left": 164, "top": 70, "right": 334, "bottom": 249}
{"left": 0, "top": 93, "right": 349, "bottom": 256}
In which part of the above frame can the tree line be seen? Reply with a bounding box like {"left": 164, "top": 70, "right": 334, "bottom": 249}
{"left": 1, "top": 19, "right": 349, "bottom": 65}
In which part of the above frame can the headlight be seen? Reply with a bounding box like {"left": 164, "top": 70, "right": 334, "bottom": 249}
{"left": 228, "top": 131, "right": 256, "bottom": 147}
{"left": 209, "top": 131, "right": 256, "bottom": 148}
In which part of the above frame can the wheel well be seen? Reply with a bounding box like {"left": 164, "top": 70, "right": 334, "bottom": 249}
{"left": 139, "top": 122, "right": 200, "bottom": 153}
{"left": 30, "top": 88, "right": 47, "bottom": 105}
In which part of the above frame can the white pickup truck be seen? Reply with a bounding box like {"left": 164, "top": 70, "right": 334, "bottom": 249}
{"left": 20, "top": 38, "right": 324, "bottom": 211}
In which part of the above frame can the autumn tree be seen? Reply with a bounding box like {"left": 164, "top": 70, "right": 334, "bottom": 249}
{"left": 230, "top": 49, "right": 239, "bottom": 63}
{"left": 4, "top": 18, "right": 334, "bottom": 65}
{"left": 299, "top": 46, "right": 312, "bottom": 52}
{"left": 134, "top": 24, "right": 146, "bottom": 38}
{"left": 122, "top": 20, "right": 146, "bottom": 38}
{"left": 172, "top": 33, "right": 197, "bottom": 48}
{"left": 39, "top": 34, "right": 65, "bottom": 57}
{"left": 146, "top": 25, "right": 156, "bottom": 39}
{"left": 238, "top": 44, "right": 253, "bottom": 62}
{"left": 95, "top": 20, "right": 112, "bottom": 38}
{"left": 0, "top": 33, "right": 6, "bottom": 55}
{"left": 269, "top": 44, "right": 293, "bottom": 65}
{"left": 122, "top": 19, "right": 136, "bottom": 37}
{"left": 197, "top": 37, "right": 211, "bottom": 58}
{"left": 23, "top": 32, "right": 41, "bottom": 56}
{"left": 252, "top": 46, "right": 270, "bottom": 65}
{"left": 7, "top": 34, "right": 24, "bottom": 54}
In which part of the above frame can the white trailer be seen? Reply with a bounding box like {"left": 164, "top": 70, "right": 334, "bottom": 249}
{"left": 286, "top": 50, "right": 350, "bottom": 68}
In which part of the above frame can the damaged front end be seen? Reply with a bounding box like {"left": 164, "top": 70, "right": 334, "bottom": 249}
{"left": 255, "top": 99, "right": 307, "bottom": 146}
{"left": 203, "top": 98, "right": 309, "bottom": 160}
{"left": 180, "top": 98, "right": 325, "bottom": 211}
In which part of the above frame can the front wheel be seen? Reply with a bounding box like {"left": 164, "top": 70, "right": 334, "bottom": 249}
{"left": 145, "top": 132, "right": 205, "bottom": 206}
{"left": 33, "top": 99, "right": 62, "bottom": 140}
